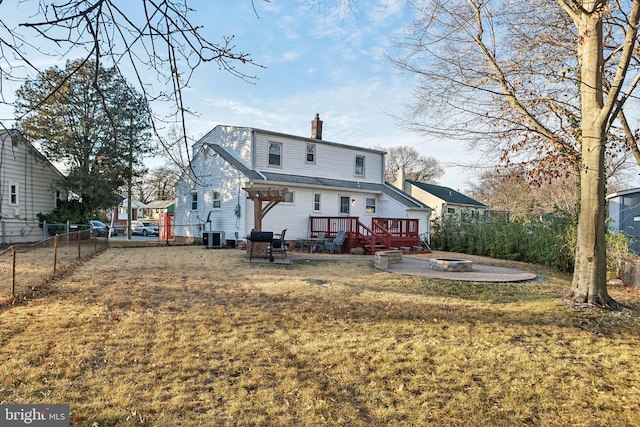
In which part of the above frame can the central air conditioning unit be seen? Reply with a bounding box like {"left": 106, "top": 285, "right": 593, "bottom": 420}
{"left": 203, "top": 231, "right": 225, "bottom": 249}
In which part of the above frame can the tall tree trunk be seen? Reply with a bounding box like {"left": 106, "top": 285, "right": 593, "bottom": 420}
{"left": 568, "top": 9, "right": 615, "bottom": 307}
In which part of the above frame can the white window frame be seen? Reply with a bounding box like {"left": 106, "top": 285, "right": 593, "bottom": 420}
{"left": 213, "top": 190, "right": 221, "bottom": 208}
{"left": 340, "top": 195, "right": 350, "bottom": 215}
{"left": 313, "top": 193, "right": 321, "bottom": 212}
{"left": 268, "top": 141, "right": 282, "bottom": 167}
{"left": 54, "top": 189, "right": 62, "bottom": 208}
{"left": 283, "top": 191, "right": 294, "bottom": 204}
{"left": 191, "top": 192, "right": 198, "bottom": 211}
{"left": 355, "top": 155, "right": 365, "bottom": 177}
{"left": 365, "top": 197, "right": 376, "bottom": 214}
{"left": 306, "top": 143, "right": 316, "bottom": 164}
{"left": 9, "top": 181, "right": 19, "bottom": 206}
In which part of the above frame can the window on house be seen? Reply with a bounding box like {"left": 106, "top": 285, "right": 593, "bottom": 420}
{"left": 191, "top": 193, "right": 198, "bottom": 210}
{"left": 313, "top": 193, "right": 321, "bottom": 211}
{"left": 283, "top": 191, "right": 294, "bottom": 203}
{"left": 9, "top": 182, "right": 18, "bottom": 206}
{"left": 54, "top": 189, "right": 62, "bottom": 208}
{"left": 355, "top": 155, "right": 365, "bottom": 176}
{"left": 340, "top": 196, "right": 350, "bottom": 215}
{"left": 213, "top": 190, "right": 221, "bottom": 208}
{"left": 268, "top": 142, "right": 282, "bottom": 166}
{"left": 447, "top": 207, "right": 456, "bottom": 214}
{"left": 366, "top": 197, "right": 376, "bottom": 214}
{"left": 306, "top": 143, "right": 316, "bottom": 163}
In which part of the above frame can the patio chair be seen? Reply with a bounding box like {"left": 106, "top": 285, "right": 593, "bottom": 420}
{"left": 313, "top": 232, "right": 326, "bottom": 253}
{"left": 270, "top": 229, "right": 288, "bottom": 261}
{"left": 324, "top": 229, "right": 346, "bottom": 254}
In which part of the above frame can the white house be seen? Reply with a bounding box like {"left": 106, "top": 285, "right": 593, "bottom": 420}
{"left": 114, "top": 198, "right": 145, "bottom": 221}
{"left": 394, "top": 171, "right": 488, "bottom": 220}
{"left": 0, "top": 130, "right": 67, "bottom": 244}
{"left": 174, "top": 115, "right": 432, "bottom": 252}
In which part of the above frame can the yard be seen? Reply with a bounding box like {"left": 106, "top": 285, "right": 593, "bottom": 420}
{"left": 1, "top": 246, "right": 639, "bottom": 426}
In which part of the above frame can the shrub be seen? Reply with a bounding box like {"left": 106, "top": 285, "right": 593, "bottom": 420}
{"left": 431, "top": 210, "right": 576, "bottom": 272}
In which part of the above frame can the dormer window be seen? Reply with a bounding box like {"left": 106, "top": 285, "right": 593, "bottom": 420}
{"left": 306, "top": 143, "right": 316, "bottom": 163}
{"left": 355, "top": 155, "right": 365, "bottom": 176}
{"left": 268, "top": 142, "right": 282, "bottom": 166}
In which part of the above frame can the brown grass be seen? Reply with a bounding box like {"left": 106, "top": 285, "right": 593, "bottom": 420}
{"left": 1, "top": 246, "right": 639, "bottom": 426}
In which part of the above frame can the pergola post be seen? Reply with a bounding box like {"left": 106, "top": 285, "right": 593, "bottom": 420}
{"left": 243, "top": 186, "right": 289, "bottom": 231}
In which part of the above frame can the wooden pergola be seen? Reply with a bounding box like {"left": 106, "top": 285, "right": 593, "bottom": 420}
{"left": 243, "top": 186, "right": 289, "bottom": 231}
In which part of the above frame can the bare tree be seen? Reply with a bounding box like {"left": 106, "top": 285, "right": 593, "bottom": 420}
{"left": 374, "top": 145, "right": 444, "bottom": 183}
{"left": 468, "top": 167, "right": 580, "bottom": 220}
{"left": 380, "top": 0, "right": 640, "bottom": 307}
{"left": 0, "top": 1, "right": 263, "bottom": 166}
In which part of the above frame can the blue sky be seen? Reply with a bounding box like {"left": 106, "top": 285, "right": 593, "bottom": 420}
{"left": 176, "top": 1, "right": 480, "bottom": 191}
{"left": 0, "top": 0, "right": 481, "bottom": 191}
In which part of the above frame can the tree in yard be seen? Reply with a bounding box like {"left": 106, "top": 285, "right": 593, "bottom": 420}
{"left": 375, "top": 144, "right": 444, "bottom": 184}
{"left": 0, "top": 1, "right": 261, "bottom": 169}
{"left": 382, "top": 0, "right": 640, "bottom": 307}
{"left": 15, "top": 59, "right": 153, "bottom": 213}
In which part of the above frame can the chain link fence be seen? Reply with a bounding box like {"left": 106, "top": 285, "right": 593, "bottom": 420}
{"left": 0, "top": 229, "right": 108, "bottom": 304}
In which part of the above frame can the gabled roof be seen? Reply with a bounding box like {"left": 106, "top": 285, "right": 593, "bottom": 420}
{"left": 407, "top": 181, "right": 487, "bottom": 208}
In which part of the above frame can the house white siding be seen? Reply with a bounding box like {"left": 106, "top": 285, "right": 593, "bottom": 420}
{"left": 254, "top": 131, "right": 384, "bottom": 184}
{"left": 0, "top": 132, "right": 67, "bottom": 244}
{"left": 174, "top": 149, "right": 250, "bottom": 241}
{"left": 174, "top": 121, "right": 431, "bottom": 246}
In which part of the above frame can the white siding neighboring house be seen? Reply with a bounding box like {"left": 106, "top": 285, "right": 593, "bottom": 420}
{"left": 0, "top": 130, "right": 67, "bottom": 244}
{"left": 394, "top": 171, "right": 488, "bottom": 220}
{"left": 114, "top": 198, "right": 146, "bottom": 221}
{"left": 174, "top": 116, "right": 432, "bottom": 249}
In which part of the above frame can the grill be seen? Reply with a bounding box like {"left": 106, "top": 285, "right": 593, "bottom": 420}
{"left": 250, "top": 231, "right": 273, "bottom": 242}
{"left": 248, "top": 230, "right": 274, "bottom": 262}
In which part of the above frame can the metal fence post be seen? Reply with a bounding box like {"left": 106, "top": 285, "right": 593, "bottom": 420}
{"left": 78, "top": 231, "right": 82, "bottom": 259}
{"left": 11, "top": 247, "right": 16, "bottom": 300}
{"left": 53, "top": 235, "right": 58, "bottom": 276}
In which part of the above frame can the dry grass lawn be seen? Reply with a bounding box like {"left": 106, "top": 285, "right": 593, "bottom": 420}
{"left": 1, "top": 246, "right": 639, "bottom": 426}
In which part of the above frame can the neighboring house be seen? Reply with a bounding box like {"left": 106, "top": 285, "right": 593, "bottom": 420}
{"left": 114, "top": 198, "right": 145, "bottom": 221}
{"left": 174, "top": 115, "right": 432, "bottom": 252}
{"left": 606, "top": 188, "right": 640, "bottom": 253}
{"left": 393, "top": 171, "right": 488, "bottom": 219}
{"left": 0, "top": 130, "right": 67, "bottom": 244}
{"left": 142, "top": 199, "right": 175, "bottom": 220}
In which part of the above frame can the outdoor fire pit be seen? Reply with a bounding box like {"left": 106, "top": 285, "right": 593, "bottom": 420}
{"left": 429, "top": 258, "right": 473, "bottom": 272}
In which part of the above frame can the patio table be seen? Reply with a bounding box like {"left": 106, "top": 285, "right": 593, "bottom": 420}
{"left": 299, "top": 238, "right": 326, "bottom": 253}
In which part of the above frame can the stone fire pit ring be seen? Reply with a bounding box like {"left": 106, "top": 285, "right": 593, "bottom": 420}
{"left": 429, "top": 258, "right": 473, "bottom": 272}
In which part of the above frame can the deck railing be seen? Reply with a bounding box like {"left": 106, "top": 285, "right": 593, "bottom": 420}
{"left": 372, "top": 218, "right": 419, "bottom": 238}
{"left": 310, "top": 217, "right": 420, "bottom": 253}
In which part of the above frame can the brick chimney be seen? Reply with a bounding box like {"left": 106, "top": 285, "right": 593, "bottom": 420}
{"left": 311, "top": 113, "right": 323, "bottom": 140}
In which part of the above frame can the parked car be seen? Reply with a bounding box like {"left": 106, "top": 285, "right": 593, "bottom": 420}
{"left": 89, "top": 220, "right": 117, "bottom": 237}
{"left": 130, "top": 220, "right": 159, "bottom": 236}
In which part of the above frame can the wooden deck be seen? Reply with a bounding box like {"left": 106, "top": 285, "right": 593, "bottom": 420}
{"left": 309, "top": 216, "right": 422, "bottom": 254}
